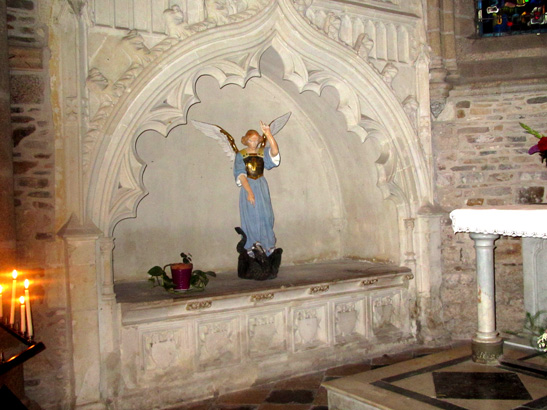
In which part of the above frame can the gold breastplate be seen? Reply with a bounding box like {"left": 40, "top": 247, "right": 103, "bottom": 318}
{"left": 241, "top": 149, "right": 265, "bottom": 180}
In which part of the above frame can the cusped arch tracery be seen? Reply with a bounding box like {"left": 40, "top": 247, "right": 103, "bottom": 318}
{"left": 86, "top": 6, "right": 429, "bottom": 236}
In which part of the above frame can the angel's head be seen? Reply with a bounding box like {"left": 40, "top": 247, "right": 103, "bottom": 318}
{"left": 241, "top": 130, "right": 264, "bottom": 149}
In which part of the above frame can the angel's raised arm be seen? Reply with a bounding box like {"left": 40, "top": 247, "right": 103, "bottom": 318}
{"left": 259, "top": 112, "right": 291, "bottom": 149}
{"left": 191, "top": 120, "right": 239, "bottom": 162}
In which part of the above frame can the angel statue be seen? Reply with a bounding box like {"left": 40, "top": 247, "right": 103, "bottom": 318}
{"left": 192, "top": 112, "right": 291, "bottom": 280}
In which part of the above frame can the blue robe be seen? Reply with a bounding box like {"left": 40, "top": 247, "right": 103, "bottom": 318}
{"left": 233, "top": 147, "right": 280, "bottom": 253}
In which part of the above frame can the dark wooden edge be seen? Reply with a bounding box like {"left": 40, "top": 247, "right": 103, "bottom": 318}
{"left": 0, "top": 322, "right": 46, "bottom": 375}
{"left": 0, "top": 342, "right": 46, "bottom": 376}
{"left": 0, "top": 322, "right": 32, "bottom": 345}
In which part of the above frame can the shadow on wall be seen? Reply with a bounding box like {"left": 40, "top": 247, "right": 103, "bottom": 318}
{"left": 112, "top": 49, "right": 399, "bottom": 282}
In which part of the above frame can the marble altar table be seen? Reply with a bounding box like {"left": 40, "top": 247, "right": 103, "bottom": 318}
{"left": 450, "top": 205, "right": 547, "bottom": 364}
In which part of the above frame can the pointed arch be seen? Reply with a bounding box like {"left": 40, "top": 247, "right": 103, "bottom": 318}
{"left": 85, "top": 0, "right": 431, "bottom": 241}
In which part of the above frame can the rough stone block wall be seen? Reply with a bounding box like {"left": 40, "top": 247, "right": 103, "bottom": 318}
{"left": 434, "top": 84, "right": 547, "bottom": 338}
{"left": 7, "top": 1, "right": 71, "bottom": 408}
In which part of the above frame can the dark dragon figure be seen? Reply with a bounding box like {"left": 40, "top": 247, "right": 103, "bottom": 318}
{"left": 235, "top": 227, "right": 282, "bottom": 280}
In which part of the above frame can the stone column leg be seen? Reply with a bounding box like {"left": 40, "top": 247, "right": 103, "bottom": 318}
{"left": 469, "top": 232, "right": 503, "bottom": 364}
{"left": 59, "top": 217, "right": 105, "bottom": 409}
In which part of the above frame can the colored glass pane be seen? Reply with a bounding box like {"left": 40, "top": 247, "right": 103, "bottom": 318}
{"left": 476, "top": 0, "right": 547, "bottom": 36}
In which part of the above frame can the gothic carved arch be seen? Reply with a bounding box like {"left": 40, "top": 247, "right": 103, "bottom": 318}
{"left": 85, "top": 0, "right": 432, "bottom": 235}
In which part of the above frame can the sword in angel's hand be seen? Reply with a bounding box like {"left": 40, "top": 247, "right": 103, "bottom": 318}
{"left": 260, "top": 112, "right": 291, "bottom": 148}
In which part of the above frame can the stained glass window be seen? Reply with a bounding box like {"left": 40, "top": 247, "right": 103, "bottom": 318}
{"left": 476, "top": 0, "right": 547, "bottom": 36}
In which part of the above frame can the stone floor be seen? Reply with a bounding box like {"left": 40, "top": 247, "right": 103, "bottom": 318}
{"left": 324, "top": 342, "right": 547, "bottom": 410}
{"left": 164, "top": 340, "right": 547, "bottom": 410}
{"left": 164, "top": 342, "right": 464, "bottom": 410}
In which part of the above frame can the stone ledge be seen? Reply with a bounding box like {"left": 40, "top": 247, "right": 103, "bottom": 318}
{"left": 115, "top": 259, "right": 412, "bottom": 325}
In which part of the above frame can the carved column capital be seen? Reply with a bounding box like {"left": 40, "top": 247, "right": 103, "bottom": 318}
{"left": 426, "top": 0, "right": 458, "bottom": 117}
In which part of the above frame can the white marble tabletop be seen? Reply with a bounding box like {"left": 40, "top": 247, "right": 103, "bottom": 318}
{"left": 450, "top": 205, "right": 547, "bottom": 239}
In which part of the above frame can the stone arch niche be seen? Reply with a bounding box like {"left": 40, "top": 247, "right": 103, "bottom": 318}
{"left": 112, "top": 49, "right": 399, "bottom": 279}
{"left": 85, "top": 0, "right": 433, "bottom": 285}
{"left": 51, "top": 0, "right": 444, "bottom": 407}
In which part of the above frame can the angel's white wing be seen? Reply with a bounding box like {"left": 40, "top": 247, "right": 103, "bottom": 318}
{"left": 269, "top": 112, "right": 292, "bottom": 136}
{"left": 191, "top": 120, "right": 238, "bottom": 162}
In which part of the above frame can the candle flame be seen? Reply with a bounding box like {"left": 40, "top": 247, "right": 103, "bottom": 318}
{"left": 24, "top": 279, "right": 29, "bottom": 289}
{"left": 12, "top": 270, "right": 18, "bottom": 279}
{"left": 0, "top": 285, "right": 2, "bottom": 293}
{"left": 19, "top": 296, "right": 25, "bottom": 305}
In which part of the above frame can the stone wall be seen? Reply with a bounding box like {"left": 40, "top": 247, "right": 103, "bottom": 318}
{"left": 434, "top": 85, "right": 547, "bottom": 338}
{"left": 0, "top": 1, "right": 16, "bottom": 272}
{"left": 2, "top": 0, "right": 546, "bottom": 407}
{"left": 430, "top": 0, "right": 547, "bottom": 339}
{"left": 8, "top": 0, "right": 54, "bottom": 258}
{"left": 7, "top": 1, "right": 71, "bottom": 408}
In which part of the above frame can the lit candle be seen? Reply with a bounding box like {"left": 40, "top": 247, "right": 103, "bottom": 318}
{"left": 19, "top": 296, "right": 26, "bottom": 335}
{"left": 0, "top": 285, "right": 3, "bottom": 320}
{"left": 24, "top": 279, "right": 33, "bottom": 338}
{"left": 10, "top": 270, "right": 17, "bottom": 325}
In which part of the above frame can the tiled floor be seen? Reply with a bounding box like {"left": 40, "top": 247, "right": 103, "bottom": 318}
{"left": 324, "top": 342, "right": 547, "bottom": 410}
{"left": 165, "top": 343, "right": 459, "bottom": 410}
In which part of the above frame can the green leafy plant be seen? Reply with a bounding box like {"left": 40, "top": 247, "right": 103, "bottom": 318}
{"left": 523, "top": 310, "right": 547, "bottom": 336}
{"left": 148, "top": 265, "right": 174, "bottom": 291}
{"left": 189, "top": 269, "right": 216, "bottom": 290}
{"left": 180, "top": 252, "right": 192, "bottom": 264}
{"left": 147, "top": 252, "right": 216, "bottom": 292}
{"left": 505, "top": 310, "right": 547, "bottom": 353}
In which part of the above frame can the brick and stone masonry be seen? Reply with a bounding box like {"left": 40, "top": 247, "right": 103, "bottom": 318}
{"left": 433, "top": 86, "right": 547, "bottom": 338}
{"left": 7, "top": 1, "right": 71, "bottom": 408}
{"left": 3, "top": 0, "right": 547, "bottom": 407}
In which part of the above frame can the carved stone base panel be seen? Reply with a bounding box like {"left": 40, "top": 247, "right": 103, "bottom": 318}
{"left": 292, "top": 304, "right": 329, "bottom": 352}
{"left": 333, "top": 297, "right": 367, "bottom": 345}
{"left": 140, "top": 323, "right": 193, "bottom": 373}
{"left": 115, "top": 266, "right": 415, "bottom": 408}
{"left": 371, "top": 290, "right": 408, "bottom": 339}
{"left": 119, "top": 322, "right": 195, "bottom": 389}
{"left": 197, "top": 315, "right": 241, "bottom": 370}
{"left": 247, "top": 309, "right": 287, "bottom": 357}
